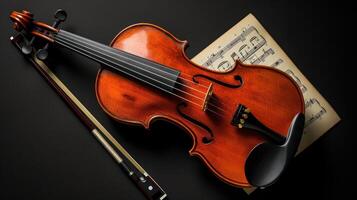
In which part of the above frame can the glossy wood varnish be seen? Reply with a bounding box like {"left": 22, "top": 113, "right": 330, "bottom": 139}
{"left": 95, "top": 24, "right": 304, "bottom": 187}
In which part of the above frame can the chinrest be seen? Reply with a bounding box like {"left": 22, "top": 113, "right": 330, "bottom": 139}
{"left": 245, "top": 113, "right": 305, "bottom": 188}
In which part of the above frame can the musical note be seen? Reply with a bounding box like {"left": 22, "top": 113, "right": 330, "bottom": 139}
{"left": 250, "top": 48, "right": 275, "bottom": 65}
{"left": 304, "top": 98, "right": 327, "bottom": 128}
{"left": 271, "top": 59, "right": 283, "bottom": 68}
{"left": 285, "top": 69, "right": 307, "bottom": 93}
{"left": 202, "top": 26, "right": 266, "bottom": 68}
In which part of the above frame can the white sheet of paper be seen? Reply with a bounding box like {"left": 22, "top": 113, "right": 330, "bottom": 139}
{"left": 191, "top": 13, "right": 340, "bottom": 194}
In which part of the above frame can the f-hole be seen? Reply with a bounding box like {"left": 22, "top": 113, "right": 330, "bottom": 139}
{"left": 193, "top": 74, "right": 243, "bottom": 88}
{"left": 177, "top": 102, "right": 214, "bottom": 144}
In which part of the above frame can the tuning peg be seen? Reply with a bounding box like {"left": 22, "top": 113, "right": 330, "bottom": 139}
{"left": 35, "top": 9, "right": 67, "bottom": 60}
{"left": 21, "top": 36, "right": 35, "bottom": 55}
{"left": 35, "top": 48, "right": 48, "bottom": 60}
{"left": 35, "top": 41, "right": 49, "bottom": 60}
{"left": 21, "top": 44, "right": 32, "bottom": 55}
{"left": 53, "top": 9, "right": 67, "bottom": 27}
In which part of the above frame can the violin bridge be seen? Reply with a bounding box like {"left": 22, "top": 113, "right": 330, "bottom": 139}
{"left": 202, "top": 84, "right": 213, "bottom": 111}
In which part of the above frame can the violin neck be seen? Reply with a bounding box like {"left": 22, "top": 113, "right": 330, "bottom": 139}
{"left": 53, "top": 30, "right": 180, "bottom": 93}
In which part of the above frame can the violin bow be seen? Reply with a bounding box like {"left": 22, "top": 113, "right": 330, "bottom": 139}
{"left": 10, "top": 33, "right": 168, "bottom": 200}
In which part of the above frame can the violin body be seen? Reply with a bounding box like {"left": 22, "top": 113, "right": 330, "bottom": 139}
{"left": 95, "top": 24, "right": 304, "bottom": 187}
{"left": 10, "top": 9, "right": 305, "bottom": 188}
{"left": 10, "top": 11, "right": 304, "bottom": 187}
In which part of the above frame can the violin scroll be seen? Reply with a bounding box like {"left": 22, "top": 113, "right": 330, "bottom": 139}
{"left": 10, "top": 10, "right": 64, "bottom": 44}
{"left": 10, "top": 9, "right": 67, "bottom": 60}
{"left": 10, "top": 10, "right": 34, "bottom": 31}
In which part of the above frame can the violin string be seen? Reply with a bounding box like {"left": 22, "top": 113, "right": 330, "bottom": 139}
{"left": 55, "top": 33, "right": 233, "bottom": 112}
{"left": 55, "top": 37, "right": 226, "bottom": 117}
{"left": 55, "top": 37, "right": 207, "bottom": 102}
{"left": 56, "top": 31, "right": 233, "bottom": 112}
{"left": 55, "top": 34, "right": 232, "bottom": 115}
{"left": 59, "top": 30, "right": 235, "bottom": 112}
{"left": 59, "top": 30, "right": 210, "bottom": 92}
{"left": 55, "top": 38, "right": 202, "bottom": 107}
{"left": 63, "top": 30, "right": 215, "bottom": 91}
{"left": 55, "top": 40, "right": 209, "bottom": 104}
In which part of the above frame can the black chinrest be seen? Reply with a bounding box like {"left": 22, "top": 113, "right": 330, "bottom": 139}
{"left": 244, "top": 113, "right": 305, "bottom": 188}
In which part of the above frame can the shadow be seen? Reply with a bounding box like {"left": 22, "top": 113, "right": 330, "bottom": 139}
{"left": 108, "top": 117, "right": 193, "bottom": 153}
{"left": 44, "top": 26, "right": 98, "bottom": 79}
{"left": 107, "top": 117, "right": 251, "bottom": 198}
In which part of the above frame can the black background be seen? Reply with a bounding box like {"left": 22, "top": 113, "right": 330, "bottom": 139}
{"left": 0, "top": 0, "right": 353, "bottom": 199}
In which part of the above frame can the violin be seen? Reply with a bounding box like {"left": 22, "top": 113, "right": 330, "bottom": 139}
{"left": 10, "top": 10, "right": 305, "bottom": 188}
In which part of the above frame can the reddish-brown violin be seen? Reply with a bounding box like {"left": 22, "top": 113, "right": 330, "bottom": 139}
{"left": 10, "top": 10, "right": 305, "bottom": 188}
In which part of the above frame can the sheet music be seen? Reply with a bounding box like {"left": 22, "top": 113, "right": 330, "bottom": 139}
{"left": 192, "top": 14, "right": 340, "bottom": 193}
